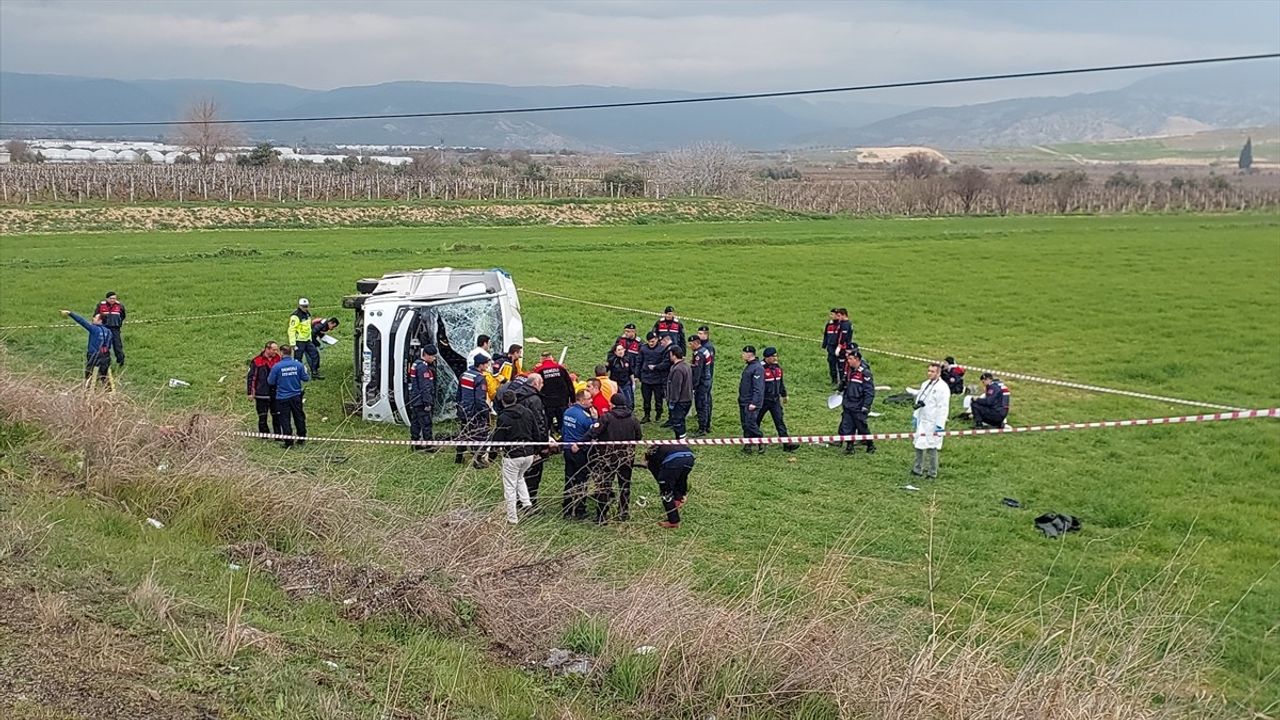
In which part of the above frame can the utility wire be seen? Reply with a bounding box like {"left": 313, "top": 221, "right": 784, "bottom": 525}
{"left": 2, "top": 52, "right": 1276, "bottom": 127}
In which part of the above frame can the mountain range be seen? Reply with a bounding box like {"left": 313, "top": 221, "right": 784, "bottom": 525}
{"left": 1, "top": 63, "right": 1276, "bottom": 151}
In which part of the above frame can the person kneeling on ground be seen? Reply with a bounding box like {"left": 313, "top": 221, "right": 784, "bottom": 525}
{"left": 941, "top": 356, "right": 967, "bottom": 396}
{"left": 490, "top": 390, "right": 539, "bottom": 524}
{"left": 589, "top": 394, "right": 642, "bottom": 523}
{"left": 964, "top": 372, "right": 1010, "bottom": 428}
{"left": 644, "top": 443, "right": 695, "bottom": 529}
{"left": 911, "top": 362, "right": 950, "bottom": 479}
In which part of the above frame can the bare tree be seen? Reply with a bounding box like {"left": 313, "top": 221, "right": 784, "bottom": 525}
{"left": 901, "top": 177, "right": 948, "bottom": 215}
{"left": 407, "top": 151, "right": 446, "bottom": 177}
{"left": 990, "top": 172, "right": 1019, "bottom": 216}
{"left": 177, "top": 98, "right": 238, "bottom": 164}
{"left": 654, "top": 142, "right": 746, "bottom": 196}
{"left": 949, "top": 166, "right": 990, "bottom": 214}
{"left": 5, "top": 139, "right": 41, "bottom": 163}
{"left": 894, "top": 151, "right": 944, "bottom": 180}
{"left": 1051, "top": 170, "right": 1088, "bottom": 213}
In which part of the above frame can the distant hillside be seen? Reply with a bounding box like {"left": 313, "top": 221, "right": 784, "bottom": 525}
{"left": 1, "top": 62, "right": 1276, "bottom": 150}
{"left": 0, "top": 73, "right": 906, "bottom": 151}
{"left": 818, "top": 63, "right": 1280, "bottom": 148}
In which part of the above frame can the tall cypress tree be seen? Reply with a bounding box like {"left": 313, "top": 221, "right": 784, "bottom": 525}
{"left": 1238, "top": 137, "right": 1253, "bottom": 170}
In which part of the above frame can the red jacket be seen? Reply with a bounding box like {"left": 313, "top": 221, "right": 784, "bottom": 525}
{"left": 590, "top": 392, "right": 611, "bottom": 417}
{"left": 247, "top": 352, "right": 280, "bottom": 398}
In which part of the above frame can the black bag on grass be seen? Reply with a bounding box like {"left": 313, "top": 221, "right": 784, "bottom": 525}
{"left": 1034, "top": 513, "right": 1081, "bottom": 538}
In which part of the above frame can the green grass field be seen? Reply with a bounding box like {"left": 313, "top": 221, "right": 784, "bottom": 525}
{"left": 3, "top": 212, "right": 1280, "bottom": 717}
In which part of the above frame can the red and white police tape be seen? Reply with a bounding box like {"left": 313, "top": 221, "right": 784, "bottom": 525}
{"left": 522, "top": 290, "right": 1249, "bottom": 412}
{"left": 230, "top": 407, "right": 1278, "bottom": 447}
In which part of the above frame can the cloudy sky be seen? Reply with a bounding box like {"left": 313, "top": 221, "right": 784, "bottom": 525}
{"left": 2, "top": 0, "right": 1277, "bottom": 104}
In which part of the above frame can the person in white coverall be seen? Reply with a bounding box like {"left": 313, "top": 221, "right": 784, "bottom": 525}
{"left": 909, "top": 362, "right": 950, "bottom": 479}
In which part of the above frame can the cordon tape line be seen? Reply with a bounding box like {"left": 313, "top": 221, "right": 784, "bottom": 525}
{"left": 0, "top": 307, "right": 337, "bottom": 331}
{"left": 229, "top": 408, "right": 1279, "bottom": 447}
{"left": 522, "top": 289, "right": 1248, "bottom": 412}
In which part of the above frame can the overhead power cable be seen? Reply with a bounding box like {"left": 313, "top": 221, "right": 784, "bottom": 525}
{"left": 1, "top": 52, "right": 1276, "bottom": 127}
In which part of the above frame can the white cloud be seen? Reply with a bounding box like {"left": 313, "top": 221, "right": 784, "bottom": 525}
{"left": 1, "top": 0, "right": 1275, "bottom": 105}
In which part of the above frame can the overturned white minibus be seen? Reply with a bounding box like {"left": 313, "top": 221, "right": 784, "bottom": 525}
{"left": 344, "top": 268, "right": 523, "bottom": 424}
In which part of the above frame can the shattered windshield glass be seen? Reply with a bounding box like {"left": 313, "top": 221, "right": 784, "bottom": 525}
{"left": 430, "top": 297, "right": 503, "bottom": 420}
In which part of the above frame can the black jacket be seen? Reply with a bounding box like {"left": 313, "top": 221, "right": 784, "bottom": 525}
{"left": 607, "top": 354, "right": 633, "bottom": 386}
{"left": 738, "top": 359, "right": 764, "bottom": 406}
{"left": 511, "top": 377, "right": 549, "bottom": 440}
{"left": 591, "top": 405, "right": 642, "bottom": 465}
{"left": 610, "top": 335, "right": 642, "bottom": 376}
{"left": 536, "top": 362, "right": 575, "bottom": 409}
{"left": 491, "top": 403, "right": 541, "bottom": 458}
{"left": 637, "top": 343, "right": 671, "bottom": 385}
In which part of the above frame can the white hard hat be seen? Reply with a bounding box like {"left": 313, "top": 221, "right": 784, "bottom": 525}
{"left": 298, "top": 297, "right": 310, "bottom": 306}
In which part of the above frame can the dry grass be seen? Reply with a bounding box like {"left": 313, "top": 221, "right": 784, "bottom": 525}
{"left": 127, "top": 563, "right": 174, "bottom": 623}
{"left": 0, "top": 510, "right": 59, "bottom": 562}
{"left": 0, "top": 361, "right": 378, "bottom": 550}
{"left": 0, "top": 361, "right": 1231, "bottom": 719}
{"left": 34, "top": 590, "right": 71, "bottom": 630}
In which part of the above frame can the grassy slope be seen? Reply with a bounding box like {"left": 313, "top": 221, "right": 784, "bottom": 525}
{"left": 2, "top": 213, "right": 1279, "bottom": 709}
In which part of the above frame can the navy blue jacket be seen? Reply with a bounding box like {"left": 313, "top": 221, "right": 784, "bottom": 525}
{"left": 407, "top": 359, "right": 437, "bottom": 408}
{"left": 69, "top": 312, "right": 113, "bottom": 356}
{"left": 457, "top": 368, "right": 488, "bottom": 417}
{"left": 762, "top": 362, "right": 787, "bottom": 402}
{"left": 651, "top": 318, "right": 685, "bottom": 351}
{"left": 691, "top": 345, "right": 714, "bottom": 390}
{"left": 268, "top": 357, "right": 309, "bottom": 400}
{"left": 840, "top": 363, "right": 875, "bottom": 413}
{"left": 637, "top": 343, "right": 671, "bottom": 385}
{"left": 822, "top": 319, "right": 840, "bottom": 351}
{"left": 561, "top": 404, "right": 593, "bottom": 445}
{"left": 738, "top": 359, "right": 764, "bottom": 406}
{"left": 972, "top": 380, "right": 1011, "bottom": 416}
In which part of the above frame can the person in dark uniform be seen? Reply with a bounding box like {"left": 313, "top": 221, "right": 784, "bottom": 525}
{"left": 644, "top": 443, "right": 695, "bottom": 529}
{"left": 94, "top": 292, "right": 127, "bottom": 367}
{"left": 532, "top": 351, "right": 574, "bottom": 436}
{"left": 652, "top": 306, "right": 686, "bottom": 352}
{"left": 738, "top": 346, "right": 765, "bottom": 454}
{"left": 968, "top": 372, "right": 1011, "bottom": 428}
{"left": 835, "top": 308, "right": 855, "bottom": 369}
{"left": 455, "top": 355, "right": 492, "bottom": 468}
{"left": 688, "top": 335, "right": 714, "bottom": 436}
{"left": 560, "top": 390, "right": 595, "bottom": 520}
{"left": 758, "top": 347, "right": 797, "bottom": 452}
{"left": 308, "top": 316, "right": 339, "bottom": 380}
{"left": 407, "top": 344, "right": 438, "bottom": 451}
{"left": 822, "top": 308, "right": 840, "bottom": 385}
{"left": 637, "top": 332, "right": 670, "bottom": 424}
{"left": 838, "top": 351, "right": 877, "bottom": 454}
